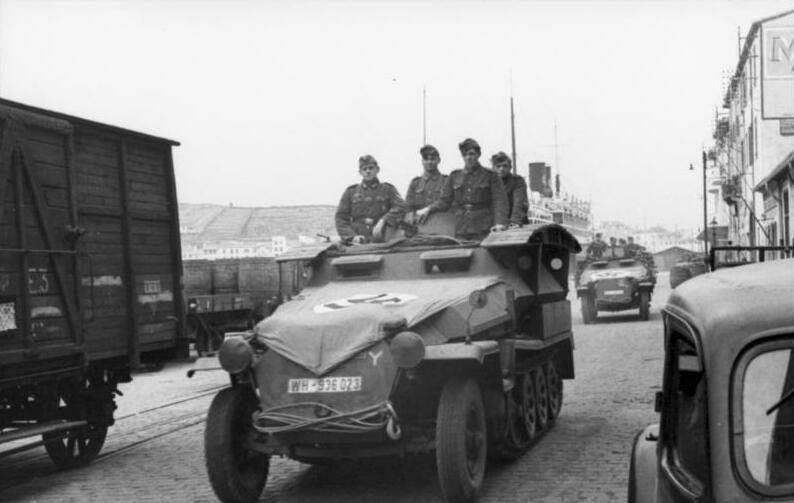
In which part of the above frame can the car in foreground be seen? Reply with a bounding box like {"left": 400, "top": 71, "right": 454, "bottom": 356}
{"left": 629, "top": 257, "right": 794, "bottom": 502}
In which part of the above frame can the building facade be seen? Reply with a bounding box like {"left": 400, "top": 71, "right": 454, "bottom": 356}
{"left": 713, "top": 9, "right": 794, "bottom": 247}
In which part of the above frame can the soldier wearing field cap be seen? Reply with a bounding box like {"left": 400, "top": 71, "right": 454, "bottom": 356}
{"left": 417, "top": 138, "right": 508, "bottom": 240}
{"left": 405, "top": 144, "right": 448, "bottom": 225}
{"left": 335, "top": 155, "right": 405, "bottom": 244}
{"left": 490, "top": 151, "right": 529, "bottom": 226}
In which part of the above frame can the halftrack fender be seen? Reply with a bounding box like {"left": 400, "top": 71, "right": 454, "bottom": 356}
{"left": 422, "top": 341, "right": 500, "bottom": 363}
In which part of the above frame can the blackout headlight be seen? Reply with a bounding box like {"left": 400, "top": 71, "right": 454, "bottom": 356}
{"left": 218, "top": 336, "right": 253, "bottom": 374}
{"left": 389, "top": 331, "right": 425, "bottom": 369}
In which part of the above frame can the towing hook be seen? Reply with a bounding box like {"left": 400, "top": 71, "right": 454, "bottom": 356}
{"left": 186, "top": 367, "right": 222, "bottom": 378}
{"left": 385, "top": 402, "right": 401, "bottom": 440}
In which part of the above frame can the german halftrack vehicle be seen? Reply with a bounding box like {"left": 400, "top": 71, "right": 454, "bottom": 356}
{"left": 576, "top": 247, "right": 656, "bottom": 323}
{"left": 204, "top": 218, "right": 580, "bottom": 503}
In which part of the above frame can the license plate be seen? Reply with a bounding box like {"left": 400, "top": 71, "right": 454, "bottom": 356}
{"left": 287, "top": 376, "right": 362, "bottom": 393}
{"left": 604, "top": 289, "right": 624, "bottom": 295}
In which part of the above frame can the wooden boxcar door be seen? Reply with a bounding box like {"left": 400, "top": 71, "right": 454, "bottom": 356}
{"left": 0, "top": 111, "right": 82, "bottom": 368}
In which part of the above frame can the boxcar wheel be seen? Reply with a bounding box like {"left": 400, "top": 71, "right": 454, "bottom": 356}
{"left": 493, "top": 373, "right": 537, "bottom": 461}
{"left": 205, "top": 386, "right": 269, "bottom": 503}
{"left": 436, "top": 378, "right": 487, "bottom": 503}
{"left": 41, "top": 385, "right": 108, "bottom": 469}
{"left": 638, "top": 290, "right": 650, "bottom": 321}
{"left": 546, "top": 361, "right": 563, "bottom": 420}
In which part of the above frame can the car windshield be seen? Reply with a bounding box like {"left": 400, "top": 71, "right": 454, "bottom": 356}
{"left": 739, "top": 346, "right": 794, "bottom": 489}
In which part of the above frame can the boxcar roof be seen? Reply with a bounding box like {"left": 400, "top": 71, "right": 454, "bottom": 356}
{"left": 0, "top": 97, "right": 179, "bottom": 146}
{"left": 665, "top": 258, "right": 794, "bottom": 354}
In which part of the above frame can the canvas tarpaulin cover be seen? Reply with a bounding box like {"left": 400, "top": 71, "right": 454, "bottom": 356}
{"left": 255, "top": 277, "right": 501, "bottom": 375}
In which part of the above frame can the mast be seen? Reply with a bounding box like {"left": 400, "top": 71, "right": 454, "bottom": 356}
{"left": 422, "top": 86, "right": 427, "bottom": 144}
{"left": 510, "top": 96, "right": 517, "bottom": 174}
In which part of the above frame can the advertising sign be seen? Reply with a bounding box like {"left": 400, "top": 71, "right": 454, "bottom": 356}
{"left": 762, "top": 20, "right": 794, "bottom": 118}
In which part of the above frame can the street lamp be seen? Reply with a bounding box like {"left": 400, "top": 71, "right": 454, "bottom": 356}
{"left": 690, "top": 150, "right": 709, "bottom": 263}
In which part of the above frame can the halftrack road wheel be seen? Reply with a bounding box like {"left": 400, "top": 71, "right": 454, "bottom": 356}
{"left": 493, "top": 373, "right": 537, "bottom": 460}
{"left": 205, "top": 386, "right": 270, "bottom": 503}
{"left": 546, "top": 361, "right": 563, "bottom": 420}
{"left": 533, "top": 368, "right": 550, "bottom": 431}
{"left": 638, "top": 290, "right": 650, "bottom": 321}
{"left": 436, "top": 378, "right": 487, "bottom": 503}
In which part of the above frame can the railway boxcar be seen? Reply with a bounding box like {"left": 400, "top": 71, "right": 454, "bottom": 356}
{"left": 184, "top": 257, "right": 282, "bottom": 355}
{"left": 0, "top": 98, "right": 186, "bottom": 467}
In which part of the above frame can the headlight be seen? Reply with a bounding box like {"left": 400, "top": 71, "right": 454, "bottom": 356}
{"left": 389, "top": 331, "right": 425, "bottom": 368}
{"left": 218, "top": 336, "right": 253, "bottom": 374}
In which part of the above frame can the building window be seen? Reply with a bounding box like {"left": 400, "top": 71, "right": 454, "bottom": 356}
{"left": 783, "top": 188, "right": 790, "bottom": 247}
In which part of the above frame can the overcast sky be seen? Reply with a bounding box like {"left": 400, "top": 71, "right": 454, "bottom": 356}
{"left": 2, "top": 0, "right": 793, "bottom": 230}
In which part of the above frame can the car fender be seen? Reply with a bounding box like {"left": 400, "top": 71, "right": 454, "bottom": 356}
{"left": 423, "top": 340, "right": 499, "bottom": 364}
{"left": 628, "top": 424, "right": 659, "bottom": 503}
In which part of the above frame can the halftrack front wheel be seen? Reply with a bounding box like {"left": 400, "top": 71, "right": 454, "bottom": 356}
{"left": 580, "top": 294, "right": 596, "bottom": 324}
{"left": 638, "top": 290, "right": 650, "bottom": 321}
{"left": 205, "top": 386, "right": 269, "bottom": 503}
{"left": 436, "top": 378, "right": 487, "bottom": 503}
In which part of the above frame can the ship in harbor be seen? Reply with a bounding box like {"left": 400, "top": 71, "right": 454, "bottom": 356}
{"left": 524, "top": 161, "right": 593, "bottom": 245}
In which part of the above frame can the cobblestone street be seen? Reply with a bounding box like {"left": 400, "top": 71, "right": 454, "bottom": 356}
{"left": 0, "top": 276, "right": 671, "bottom": 503}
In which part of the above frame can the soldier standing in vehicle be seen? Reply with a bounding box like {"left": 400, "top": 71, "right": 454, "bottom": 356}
{"left": 405, "top": 144, "right": 448, "bottom": 229}
{"left": 490, "top": 151, "right": 528, "bottom": 226}
{"left": 587, "top": 233, "right": 607, "bottom": 258}
{"left": 335, "top": 155, "right": 405, "bottom": 244}
{"left": 417, "top": 138, "right": 508, "bottom": 240}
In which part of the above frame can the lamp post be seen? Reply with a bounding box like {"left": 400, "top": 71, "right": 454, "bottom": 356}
{"left": 690, "top": 150, "right": 709, "bottom": 263}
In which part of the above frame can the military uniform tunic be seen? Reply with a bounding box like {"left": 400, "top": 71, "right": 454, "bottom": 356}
{"left": 501, "top": 174, "right": 529, "bottom": 225}
{"left": 430, "top": 164, "right": 509, "bottom": 240}
{"left": 405, "top": 171, "right": 448, "bottom": 211}
{"left": 335, "top": 179, "right": 405, "bottom": 241}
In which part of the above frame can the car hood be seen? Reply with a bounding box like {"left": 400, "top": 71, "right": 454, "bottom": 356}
{"left": 254, "top": 277, "right": 501, "bottom": 375}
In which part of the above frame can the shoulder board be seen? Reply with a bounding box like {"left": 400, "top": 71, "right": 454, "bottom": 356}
{"left": 381, "top": 182, "right": 397, "bottom": 189}
{"left": 346, "top": 184, "right": 359, "bottom": 190}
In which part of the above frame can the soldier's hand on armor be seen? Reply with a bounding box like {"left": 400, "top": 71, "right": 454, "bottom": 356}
{"left": 351, "top": 235, "right": 367, "bottom": 245}
{"left": 372, "top": 219, "right": 385, "bottom": 240}
{"left": 416, "top": 207, "right": 431, "bottom": 224}
{"left": 406, "top": 211, "right": 417, "bottom": 225}
{"left": 490, "top": 224, "right": 507, "bottom": 232}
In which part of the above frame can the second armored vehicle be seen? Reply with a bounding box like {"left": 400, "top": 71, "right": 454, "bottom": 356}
{"left": 576, "top": 247, "right": 656, "bottom": 323}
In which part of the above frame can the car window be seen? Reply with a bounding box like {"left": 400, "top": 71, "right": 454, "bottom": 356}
{"left": 668, "top": 335, "right": 709, "bottom": 486}
{"left": 736, "top": 342, "right": 794, "bottom": 493}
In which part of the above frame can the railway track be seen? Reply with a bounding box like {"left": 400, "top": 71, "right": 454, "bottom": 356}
{"left": 0, "top": 383, "right": 228, "bottom": 492}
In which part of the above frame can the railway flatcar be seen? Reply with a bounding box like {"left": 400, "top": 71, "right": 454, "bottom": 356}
{"left": 0, "top": 98, "right": 187, "bottom": 467}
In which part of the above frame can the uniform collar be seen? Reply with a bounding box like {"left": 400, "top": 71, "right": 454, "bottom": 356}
{"left": 464, "top": 163, "right": 483, "bottom": 174}
{"left": 422, "top": 170, "right": 441, "bottom": 180}
{"left": 361, "top": 178, "right": 380, "bottom": 189}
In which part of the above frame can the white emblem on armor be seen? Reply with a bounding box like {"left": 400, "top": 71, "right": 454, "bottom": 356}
{"left": 368, "top": 350, "right": 383, "bottom": 366}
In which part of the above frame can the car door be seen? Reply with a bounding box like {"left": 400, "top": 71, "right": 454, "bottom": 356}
{"left": 657, "top": 316, "right": 711, "bottom": 502}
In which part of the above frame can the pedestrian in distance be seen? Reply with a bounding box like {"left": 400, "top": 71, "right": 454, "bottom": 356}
{"left": 417, "top": 138, "right": 508, "bottom": 240}
{"left": 405, "top": 144, "right": 448, "bottom": 231}
{"left": 335, "top": 155, "right": 405, "bottom": 245}
{"left": 490, "top": 151, "right": 529, "bottom": 227}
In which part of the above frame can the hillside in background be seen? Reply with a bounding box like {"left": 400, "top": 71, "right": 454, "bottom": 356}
{"left": 179, "top": 203, "right": 337, "bottom": 248}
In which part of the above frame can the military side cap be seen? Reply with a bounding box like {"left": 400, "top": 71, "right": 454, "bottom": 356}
{"left": 359, "top": 155, "right": 379, "bottom": 168}
{"left": 419, "top": 144, "right": 439, "bottom": 157}
{"left": 490, "top": 151, "right": 511, "bottom": 166}
{"left": 458, "top": 138, "right": 481, "bottom": 154}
